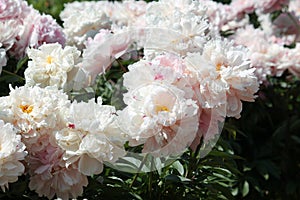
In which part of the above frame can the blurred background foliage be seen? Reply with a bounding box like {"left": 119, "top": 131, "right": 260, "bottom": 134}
{"left": 0, "top": 0, "right": 298, "bottom": 199}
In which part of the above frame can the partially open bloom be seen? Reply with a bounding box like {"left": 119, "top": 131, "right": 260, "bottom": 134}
{"left": 25, "top": 43, "right": 81, "bottom": 91}
{"left": 0, "top": 120, "right": 26, "bottom": 192}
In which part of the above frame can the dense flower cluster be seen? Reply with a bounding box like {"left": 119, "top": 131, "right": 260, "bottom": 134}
{"left": 201, "top": 0, "right": 300, "bottom": 83}
{"left": 6, "top": 0, "right": 300, "bottom": 199}
{"left": 0, "top": 0, "right": 65, "bottom": 74}
{"left": 0, "top": 86, "right": 125, "bottom": 199}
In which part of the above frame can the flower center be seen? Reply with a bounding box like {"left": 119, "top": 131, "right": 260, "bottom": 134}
{"left": 216, "top": 63, "right": 222, "bottom": 71}
{"left": 19, "top": 105, "right": 33, "bottom": 114}
{"left": 155, "top": 105, "right": 170, "bottom": 113}
{"left": 46, "top": 56, "right": 54, "bottom": 64}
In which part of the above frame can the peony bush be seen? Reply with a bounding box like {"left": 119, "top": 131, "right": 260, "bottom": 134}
{"left": 0, "top": 0, "right": 299, "bottom": 199}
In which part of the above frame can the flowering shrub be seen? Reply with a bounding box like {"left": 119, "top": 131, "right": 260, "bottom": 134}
{"left": 0, "top": 0, "right": 299, "bottom": 199}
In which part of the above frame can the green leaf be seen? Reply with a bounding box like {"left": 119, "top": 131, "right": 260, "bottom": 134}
{"left": 208, "top": 150, "right": 244, "bottom": 160}
{"left": 171, "top": 161, "right": 185, "bottom": 176}
{"left": 15, "top": 56, "right": 28, "bottom": 73}
{"left": 165, "top": 174, "right": 191, "bottom": 183}
{"left": 242, "top": 181, "right": 249, "bottom": 197}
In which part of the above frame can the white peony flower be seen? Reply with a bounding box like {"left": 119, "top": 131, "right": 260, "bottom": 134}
{"left": 185, "top": 38, "right": 259, "bottom": 118}
{"left": 119, "top": 83, "right": 199, "bottom": 157}
{"left": 0, "top": 85, "right": 70, "bottom": 137}
{"left": 25, "top": 43, "right": 81, "bottom": 91}
{"left": 55, "top": 98, "right": 126, "bottom": 176}
{"left": 107, "top": 0, "right": 147, "bottom": 27}
{"left": 60, "top": 1, "right": 111, "bottom": 49}
{"left": 144, "top": 0, "right": 209, "bottom": 55}
{"left": 0, "top": 120, "right": 26, "bottom": 192}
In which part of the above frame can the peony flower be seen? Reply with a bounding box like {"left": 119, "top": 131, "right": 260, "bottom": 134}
{"left": 60, "top": 1, "right": 111, "bottom": 49}
{"left": 0, "top": 85, "right": 70, "bottom": 137}
{"left": 118, "top": 83, "right": 199, "bottom": 157}
{"left": 28, "top": 14, "right": 66, "bottom": 49}
{"left": 0, "top": 120, "right": 26, "bottom": 192}
{"left": 7, "top": 1, "right": 65, "bottom": 59}
{"left": 233, "top": 25, "right": 291, "bottom": 82}
{"left": 107, "top": 0, "right": 147, "bottom": 27}
{"left": 27, "top": 134, "right": 88, "bottom": 200}
{"left": 25, "top": 43, "right": 81, "bottom": 91}
{"left": 144, "top": 0, "right": 209, "bottom": 56}
{"left": 120, "top": 53, "right": 200, "bottom": 156}
{"left": 0, "top": 0, "right": 23, "bottom": 20}
{"left": 55, "top": 98, "right": 125, "bottom": 176}
{"left": 0, "top": 20, "right": 19, "bottom": 50}
{"left": 185, "top": 38, "right": 259, "bottom": 118}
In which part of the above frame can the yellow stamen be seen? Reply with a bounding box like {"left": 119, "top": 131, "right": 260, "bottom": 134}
{"left": 46, "top": 56, "right": 54, "bottom": 64}
{"left": 19, "top": 105, "right": 33, "bottom": 114}
{"left": 156, "top": 105, "right": 170, "bottom": 113}
{"left": 216, "top": 63, "right": 222, "bottom": 71}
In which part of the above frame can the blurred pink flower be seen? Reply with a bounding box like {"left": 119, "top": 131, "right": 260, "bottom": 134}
{"left": 256, "top": 0, "right": 289, "bottom": 13}
{"left": 0, "top": 0, "right": 23, "bottom": 20}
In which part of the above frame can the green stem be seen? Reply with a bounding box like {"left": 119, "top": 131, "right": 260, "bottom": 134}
{"left": 2, "top": 70, "right": 25, "bottom": 81}
{"left": 148, "top": 156, "right": 155, "bottom": 198}
{"left": 116, "top": 59, "right": 128, "bottom": 73}
{"left": 129, "top": 154, "right": 149, "bottom": 188}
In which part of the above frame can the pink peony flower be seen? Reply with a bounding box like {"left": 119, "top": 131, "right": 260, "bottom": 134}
{"left": 27, "top": 134, "right": 88, "bottom": 200}
{"left": 11, "top": 12, "right": 65, "bottom": 58}
{"left": 0, "top": 0, "right": 23, "bottom": 20}
{"left": 255, "top": 0, "right": 289, "bottom": 13}
{"left": 3, "top": 1, "right": 66, "bottom": 59}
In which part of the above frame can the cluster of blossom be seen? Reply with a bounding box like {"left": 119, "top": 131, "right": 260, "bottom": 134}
{"left": 0, "top": 86, "right": 125, "bottom": 199}
{"left": 201, "top": 0, "right": 300, "bottom": 83}
{"left": 0, "top": 0, "right": 65, "bottom": 74}
{"left": 60, "top": 0, "right": 147, "bottom": 49}
{"left": 61, "top": 0, "right": 258, "bottom": 155}
{"left": 0, "top": 0, "right": 260, "bottom": 199}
